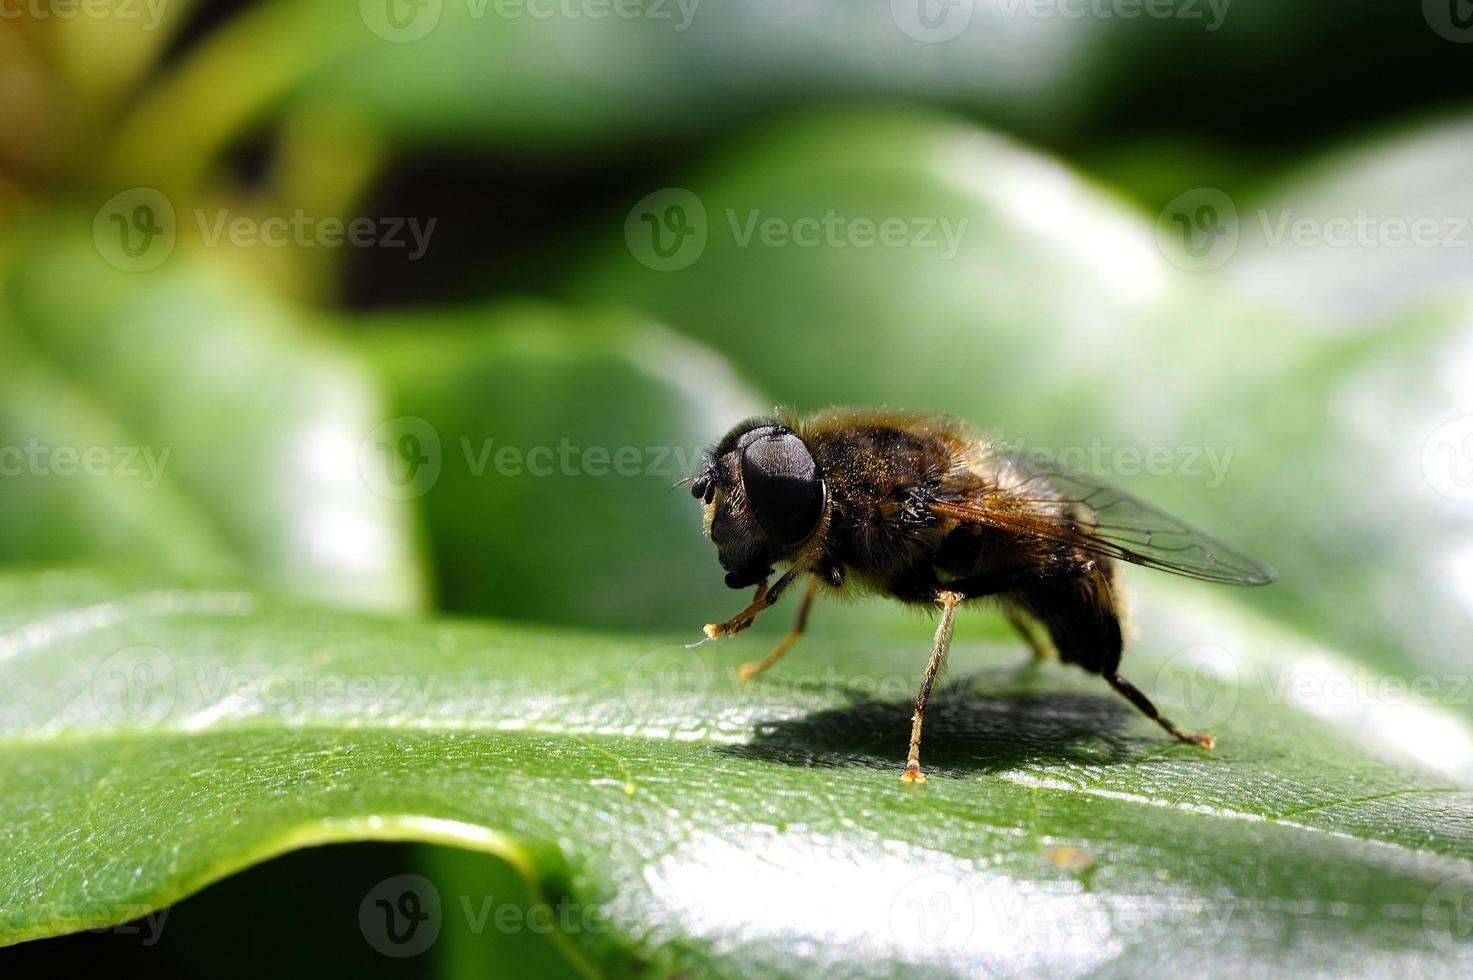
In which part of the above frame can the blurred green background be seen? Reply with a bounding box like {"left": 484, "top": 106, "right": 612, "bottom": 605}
{"left": 3, "top": 0, "right": 1473, "bottom": 975}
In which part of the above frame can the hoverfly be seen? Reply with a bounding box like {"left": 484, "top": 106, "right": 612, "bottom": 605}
{"left": 689, "top": 408, "right": 1274, "bottom": 782}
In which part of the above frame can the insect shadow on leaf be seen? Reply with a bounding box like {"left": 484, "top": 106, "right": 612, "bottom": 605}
{"left": 718, "top": 669, "right": 1148, "bottom": 778}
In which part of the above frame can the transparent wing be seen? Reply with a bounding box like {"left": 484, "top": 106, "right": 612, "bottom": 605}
{"left": 929, "top": 454, "right": 1276, "bottom": 586}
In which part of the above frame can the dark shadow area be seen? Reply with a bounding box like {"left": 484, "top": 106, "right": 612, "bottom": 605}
{"left": 0, "top": 842, "right": 435, "bottom": 978}
{"left": 721, "top": 669, "right": 1148, "bottom": 779}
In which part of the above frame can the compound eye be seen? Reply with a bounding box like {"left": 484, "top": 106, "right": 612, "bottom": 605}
{"left": 739, "top": 429, "right": 824, "bottom": 549}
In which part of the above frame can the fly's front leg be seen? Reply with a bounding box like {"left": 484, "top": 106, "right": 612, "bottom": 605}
{"left": 738, "top": 577, "right": 818, "bottom": 682}
{"left": 703, "top": 552, "right": 818, "bottom": 640}
{"left": 704, "top": 580, "right": 769, "bottom": 640}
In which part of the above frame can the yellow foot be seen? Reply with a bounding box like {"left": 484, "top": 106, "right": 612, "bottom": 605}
{"left": 704, "top": 615, "right": 756, "bottom": 641}
{"left": 1186, "top": 732, "right": 1217, "bottom": 750}
{"left": 900, "top": 766, "right": 927, "bottom": 783}
{"left": 736, "top": 661, "right": 762, "bottom": 684}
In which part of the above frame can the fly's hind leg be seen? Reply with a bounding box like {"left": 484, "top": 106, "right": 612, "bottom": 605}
{"left": 1107, "top": 673, "right": 1216, "bottom": 749}
{"left": 898, "top": 559, "right": 1098, "bottom": 783}
{"left": 1005, "top": 606, "right": 1053, "bottom": 662}
{"left": 738, "top": 578, "right": 818, "bottom": 683}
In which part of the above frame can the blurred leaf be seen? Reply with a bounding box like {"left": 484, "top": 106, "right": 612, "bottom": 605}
{"left": 1227, "top": 110, "right": 1473, "bottom": 328}
{"left": 573, "top": 105, "right": 1473, "bottom": 685}
{"left": 105, "top": 0, "right": 1109, "bottom": 194}
{"left": 353, "top": 302, "right": 763, "bottom": 628}
{"left": 1, "top": 569, "right": 1471, "bottom": 976}
{"left": 0, "top": 215, "right": 427, "bottom": 613}
{"left": 289, "top": 0, "right": 1105, "bottom": 148}
{"left": 99, "top": 0, "right": 1469, "bottom": 202}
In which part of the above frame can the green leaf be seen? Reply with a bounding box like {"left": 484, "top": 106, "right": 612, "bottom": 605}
{"left": 352, "top": 301, "right": 764, "bottom": 628}
{"left": 3, "top": 568, "right": 1470, "bottom": 976}
{"left": 0, "top": 217, "right": 427, "bottom": 613}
